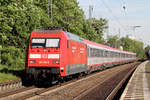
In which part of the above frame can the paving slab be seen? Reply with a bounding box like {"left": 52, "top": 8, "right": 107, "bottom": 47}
{"left": 120, "top": 61, "right": 150, "bottom": 100}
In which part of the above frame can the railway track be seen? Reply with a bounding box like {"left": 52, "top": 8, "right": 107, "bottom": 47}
{"left": 105, "top": 63, "right": 139, "bottom": 100}
{"left": 0, "top": 80, "right": 23, "bottom": 93}
{"left": 74, "top": 62, "right": 140, "bottom": 100}
{"left": 0, "top": 62, "right": 141, "bottom": 100}
{"left": 0, "top": 86, "right": 35, "bottom": 98}
{"left": 0, "top": 72, "right": 83, "bottom": 100}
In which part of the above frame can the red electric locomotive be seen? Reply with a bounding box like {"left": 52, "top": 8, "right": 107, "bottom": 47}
{"left": 26, "top": 26, "right": 136, "bottom": 84}
{"left": 26, "top": 27, "right": 87, "bottom": 84}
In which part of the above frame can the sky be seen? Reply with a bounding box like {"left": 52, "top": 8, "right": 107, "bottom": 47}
{"left": 77, "top": 0, "right": 150, "bottom": 47}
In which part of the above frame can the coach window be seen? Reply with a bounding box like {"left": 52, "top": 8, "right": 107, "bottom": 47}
{"left": 112, "top": 52, "right": 114, "bottom": 57}
{"left": 104, "top": 50, "right": 106, "bottom": 57}
{"left": 108, "top": 51, "right": 111, "bottom": 57}
{"left": 103, "top": 50, "right": 105, "bottom": 57}
{"left": 119, "top": 53, "right": 121, "bottom": 58}
{"left": 93, "top": 48, "right": 96, "bottom": 57}
{"left": 100, "top": 50, "right": 103, "bottom": 57}
{"left": 113, "top": 52, "right": 115, "bottom": 57}
{"left": 104, "top": 51, "right": 106, "bottom": 57}
{"left": 90, "top": 48, "right": 93, "bottom": 57}
{"left": 96, "top": 49, "right": 98, "bottom": 57}
{"left": 107, "top": 51, "right": 109, "bottom": 57}
{"left": 99, "top": 49, "right": 101, "bottom": 57}
{"left": 106, "top": 51, "right": 108, "bottom": 57}
{"left": 121, "top": 53, "right": 123, "bottom": 58}
{"left": 114, "top": 52, "right": 116, "bottom": 57}
{"left": 110, "top": 51, "right": 112, "bottom": 57}
{"left": 98, "top": 49, "right": 100, "bottom": 57}
{"left": 108, "top": 51, "right": 110, "bottom": 57}
{"left": 99, "top": 50, "right": 101, "bottom": 57}
{"left": 101, "top": 50, "right": 103, "bottom": 57}
{"left": 94, "top": 48, "right": 96, "bottom": 57}
{"left": 105, "top": 50, "right": 107, "bottom": 57}
{"left": 119, "top": 53, "right": 120, "bottom": 58}
{"left": 109, "top": 51, "right": 111, "bottom": 57}
{"left": 92, "top": 48, "right": 94, "bottom": 57}
{"left": 87, "top": 47, "right": 90, "bottom": 57}
{"left": 103, "top": 50, "right": 106, "bottom": 57}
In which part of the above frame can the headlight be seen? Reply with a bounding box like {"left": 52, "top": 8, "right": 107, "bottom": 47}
{"left": 30, "top": 60, "right": 36, "bottom": 64}
{"left": 52, "top": 60, "right": 59, "bottom": 64}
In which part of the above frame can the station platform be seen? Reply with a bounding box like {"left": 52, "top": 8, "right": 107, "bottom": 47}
{"left": 120, "top": 61, "right": 150, "bottom": 100}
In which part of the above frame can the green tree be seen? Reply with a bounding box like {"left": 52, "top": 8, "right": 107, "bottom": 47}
{"left": 90, "top": 18, "right": 107, "bottom": 43}
{"left": 145, "top": 45, "right": 150, "bottom": 52}
{"left": 0, "top": 0, "right": 108, "bottom": 69}
{"left": 145, "top": 45, "right": 150, "bottom": 58}
{"left": 0, "top": 0, "right": 50, "bottom": 69}
{"left": 120, "top": 37, "right": 145, "bottom": 58}
{"left": 107, "top": 35, "right": 120, "bottom": 48}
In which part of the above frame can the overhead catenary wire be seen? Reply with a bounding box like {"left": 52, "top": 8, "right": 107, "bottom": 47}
{"left": 100, "top": 0, "right": 128, "bottom": 33}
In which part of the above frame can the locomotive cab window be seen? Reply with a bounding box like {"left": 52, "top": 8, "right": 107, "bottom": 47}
{"left": 46, "top": 39, "right": 60, "bottom": 48}
{"left": 31, "top": 38, "right": 60, "bottom": 48}
{"left": 31, "top": 38, "right": 45, "bottom": 48}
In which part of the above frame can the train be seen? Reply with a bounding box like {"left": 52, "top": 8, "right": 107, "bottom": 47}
{"left": 25, "top": 26, "right": 136, "bottom": 84}
{"left": 146, "top": 50, "right": 150, "bottom": 60}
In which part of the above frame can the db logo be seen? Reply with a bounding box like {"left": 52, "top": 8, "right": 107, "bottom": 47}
{"left": 42, "top": 54, "right": 47, "bottom": 58}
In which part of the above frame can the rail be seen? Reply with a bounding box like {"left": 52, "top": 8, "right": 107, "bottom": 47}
{"left": 106, "top": 63, "right": 139, "bottom": 100}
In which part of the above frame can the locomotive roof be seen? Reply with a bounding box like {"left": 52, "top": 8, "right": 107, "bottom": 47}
{"left": 32, "top": 29, "right": 84, "bottom": 43}
{"left": 33, "top": 26, "right": 62, "bottom": 33}
{"left": 66, "top": 32, "right": 84, "bottom": 43}
{"left": 33, "top": 29, "right": 62, "bottom": 33}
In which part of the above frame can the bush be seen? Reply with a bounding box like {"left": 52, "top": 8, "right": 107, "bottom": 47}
{"left": 1, "top": 46, "right": 25, "bottom": 69}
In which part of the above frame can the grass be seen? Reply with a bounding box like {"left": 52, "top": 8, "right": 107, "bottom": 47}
{"left": 0, "top": 64, "right": 22, "bottom": 83}
{"left": 0, "top": 73, "right": 18, "bottom": 83}
{"left": 145, "top": 61, "right": 150, "bottom": 91}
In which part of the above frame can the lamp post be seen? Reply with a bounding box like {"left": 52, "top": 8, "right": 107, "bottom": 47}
{"left": 48, "top": 0, "right": 53, "bottom": 21}
{"left": 131, "top": 25, "right": 142, "bottom": 37}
